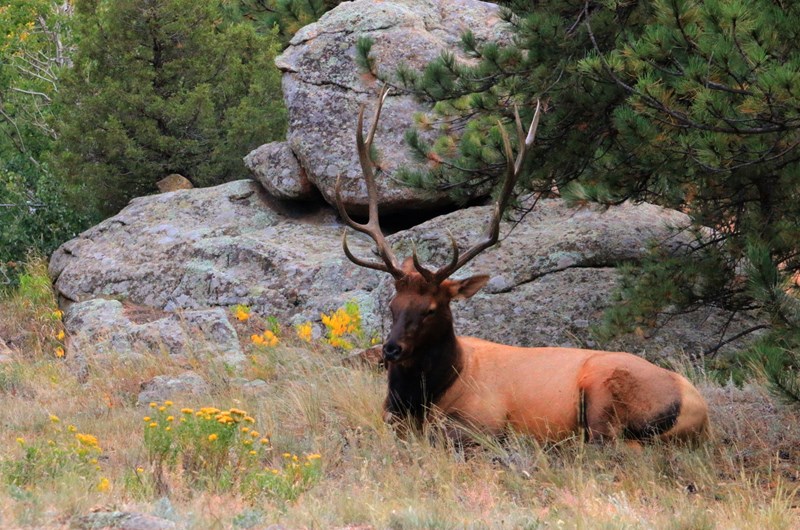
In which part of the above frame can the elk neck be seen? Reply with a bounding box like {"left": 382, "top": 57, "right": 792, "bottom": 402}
{"left": 385, "top": 324, "right": 464, "bottom": 425}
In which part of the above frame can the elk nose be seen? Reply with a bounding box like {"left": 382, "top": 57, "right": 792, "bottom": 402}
{"left": 383, "top": 342, "right": 402, "bottom": 361}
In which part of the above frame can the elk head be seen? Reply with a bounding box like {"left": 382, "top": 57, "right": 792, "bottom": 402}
{"left": 335, "top": 86, "right": 541, "bottom": 364}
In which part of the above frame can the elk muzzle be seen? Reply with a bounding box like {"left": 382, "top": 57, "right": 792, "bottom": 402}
{"left": 382, "top": 341, "right": 403, "bottom": 362}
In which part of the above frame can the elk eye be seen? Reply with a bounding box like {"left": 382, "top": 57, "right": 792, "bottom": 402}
{"left": 425, "top": 307, "right": 436, "bottom": 317}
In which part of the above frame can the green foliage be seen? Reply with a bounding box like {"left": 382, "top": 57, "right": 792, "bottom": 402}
{"left": 0, "top": 1, "right": 91, "bottom": 270}
{"left": 0, "top": 256, "right": 66, "bottom": 358}
{"left": 398, "top": 0, "right": 800, "bottom": 348}
{"left": 1, "top": 166, "right": 92, "bottom": 276}
{"left": 224, "top": 0, "right": 343, "bottom": 42}
{"left": 0, "top": 0, "right": 70, "bottom": 161}
{"left": 355, "top": 36, "right": 376, "bottom": 75}
{"left": 53, "top": 0, "right": 287, "bottom": 215}
{"left": 747, "top": 336, "right": 800, "bottom": 407}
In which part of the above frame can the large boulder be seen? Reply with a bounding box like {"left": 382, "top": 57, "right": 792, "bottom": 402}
{"left": 50, "top": 180, "right": 760, "bottom": 358}
{"left": 243, "top": 141, "right": 315, "bottom": 201}
{"left": 273, "top": 0, "right": 511, "bottom": 214}
{"left": 50, "top": 180, "right": 385, "bottom": 330}
{"left": 65, "top": 299, "right": 244, "bottom": 366}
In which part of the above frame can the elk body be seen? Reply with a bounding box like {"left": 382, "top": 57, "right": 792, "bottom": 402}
{"left": 337, "top": 87, "right": 709, "bottom": 444}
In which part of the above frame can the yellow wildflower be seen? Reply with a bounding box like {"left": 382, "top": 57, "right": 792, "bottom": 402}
{"left": 75, "top": 433, "right": 100, "bottom": 450}
{"left": 241, "top": 427, "right": 250, "bottom": 433}
{"left": 296, "top": 322, "right": 313, "bottom": 342}
{"left": 181, "top": 408, "right": 193, "bottom": 414}
{"left": 149, "top": 402, "right": 157, "bottom": 408}
{"left": 49, "top": 414, "right": 60, "bottom": 423}
{"left": 164, "top": 400, "right": 173, "bottom": 407}
{"left": 16, "top": 437, "right": 24, "bottom": 445}
{"left": 56, "top": 330, "right": 66, "bottom": 341}
{"left": 251, "top": 334, "right": 265, "bottom": 345}
{"left": 234, "top": 306, "right": 251, "bottom": 321}
{"left": 243, "top": 440, "right": 252, "bottom": 446}
{"left": 166, "top": 416, "right": 174, "bottom": 422}
{"left": 67, "top": 425, "right": 77, "bottom": 432}
{"left": 54, "top": 346, "right": 65, "bottom": 358}
{"left": 97, "top": 477, "right": 110, "bottom": 493}
{"left": 250, "top": 431, "right": 260, "bottom": 438}
{"left": 53, "top": 309, "right": 63, "bottom": 319}
{"left": 149, "top": 422, "right": 158, "bottom": 428}
{"left": 143, "top": 416, "right": 151, "bottom": 422}
{"left": 158, "top": 406, "right": 166, "bottom": 412}
{"left": 136, "top": 467, "right": 144, "bottom": 473}
{"left": 249, "top": 450, "right": 257, "bottom": 455}
{"left": 208, "top": 433, "right": 218, "bottom": 441}
{"left": 262, "top": 330, "right": 279, "bottom": 347}
{"left": 260, "top": 438, "right": 270, "bottom": 445}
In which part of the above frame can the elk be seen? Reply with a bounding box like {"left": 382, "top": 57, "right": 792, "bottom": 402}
{"left": 335, "top": 87, "right": 709, "bottom": 444}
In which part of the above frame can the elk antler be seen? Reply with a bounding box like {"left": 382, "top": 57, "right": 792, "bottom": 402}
{"left": 335, "top": 85, "right": 405, "bottom": 279}
{"left": 413, "top": 99, "right": 543, "bottom": 283}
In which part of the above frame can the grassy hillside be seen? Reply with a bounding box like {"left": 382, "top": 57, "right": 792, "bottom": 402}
{"left": 0, "top": 259, "right": 798, "bottom": 529}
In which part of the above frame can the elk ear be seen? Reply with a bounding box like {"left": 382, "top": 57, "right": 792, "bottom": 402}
{"left": 445, "top": 275, "right": 490, "bottom": 300}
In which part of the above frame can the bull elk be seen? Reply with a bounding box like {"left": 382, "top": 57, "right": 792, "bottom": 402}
{"left": 335, "top": 86, "right": 709, "bottom": 444}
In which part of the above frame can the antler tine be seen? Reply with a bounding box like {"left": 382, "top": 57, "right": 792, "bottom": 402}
{"left": 341, "top": 230, "right": 399, "bottom": 273}
{"left": 411, "top": 243, "right": 436, "bottom": 283}
{"left": 336, "top": 85, "right": 405, "bottom": 279}
{"left": 432, "top": 99, "right": 543, "bottom": 281}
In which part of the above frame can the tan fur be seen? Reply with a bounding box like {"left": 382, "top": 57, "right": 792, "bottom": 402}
{"left": 435, "top": 337, "right": 709, "bottom": 442}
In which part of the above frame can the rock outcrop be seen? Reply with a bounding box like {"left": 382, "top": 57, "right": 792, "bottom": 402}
{"left": 137, "top": 371, "right": 211, "bottom": 406}
{"left": 65, "top": 299, "right": 245, "bottom": 366}
{"left": 256, "top": 0, "right": 511, "bottom": 214}
{"left": 50, "top": 180, "right": 759, "bottom": 358}
{"left": 50, "top": 180, "right": 382, "bottom": 327}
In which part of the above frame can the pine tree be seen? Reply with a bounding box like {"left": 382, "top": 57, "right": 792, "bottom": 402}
{"left": 53, "top": 0, "right": 287, "bottom": 215}
{"left": 391, "top": 1, "right": 800, "bottom": 357}
{"left": 222, "top": 0, "right": 346, "bottom": 42}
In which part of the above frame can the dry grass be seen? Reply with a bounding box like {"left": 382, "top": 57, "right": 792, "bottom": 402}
{"left": 1, "top": 262, "right": 799, "bottom": 529}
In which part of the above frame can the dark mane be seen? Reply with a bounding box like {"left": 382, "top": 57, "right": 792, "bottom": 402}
{"left": 384, "top": 334, "right": 462, "bottom": 427}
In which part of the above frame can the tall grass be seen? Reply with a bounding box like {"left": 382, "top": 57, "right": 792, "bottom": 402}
{"left": 0, "top": 258, "right": 798, "bottom": 528}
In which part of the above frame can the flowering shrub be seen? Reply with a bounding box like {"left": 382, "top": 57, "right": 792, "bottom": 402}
{"left": 1, "top": 415, "right": 107, "bottom": 492}
{"left": 320, "top": 301, "right": 363, "bottom": 349}
{"left": 141, "top": 401, "right": 322, "bottom": 500}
